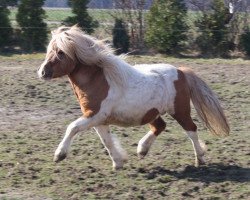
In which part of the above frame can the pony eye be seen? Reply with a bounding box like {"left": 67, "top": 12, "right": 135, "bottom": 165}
{"left": 57, "top": 50, "right": 65, "bottom": 59}
{"left": 58, "top": 51, "right": 64, "bottom": 56}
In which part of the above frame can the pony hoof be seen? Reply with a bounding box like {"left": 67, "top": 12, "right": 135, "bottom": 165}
{"left": 54, "top": 153, "right": 67, "bottom": 163}
{"left": 113, "top": 165, "right": 124, "bottom": 171}
{"left": 195, "top": 157, "right": 206, "bottom": 167}
{"left": 112, "top": 160, "right": 125, "bottom": 170}
{"left": 137, "top": 152, "right": 147, "bottom": 159}
{"left": 137, "top": 151, "right": 148, "bottom": 159}
{"left": 137, "top": 147, "right": 149, "bottom": 159}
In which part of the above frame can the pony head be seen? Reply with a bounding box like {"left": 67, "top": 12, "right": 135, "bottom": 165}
{"left": 38, "top": 25, "right": 111, "bottom": 80}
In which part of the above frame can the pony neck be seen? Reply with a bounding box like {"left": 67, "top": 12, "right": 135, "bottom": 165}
{"left": 99, "top": 54, "right": 140, "bottom": 89}
{"left": 68, "top": 63, "right": 103, "bottom": 87}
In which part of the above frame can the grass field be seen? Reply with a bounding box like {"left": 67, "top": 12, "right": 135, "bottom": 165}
{"left": 8, "top": 8, "right": 121, "bottom": 38}
{"left": 0, "top": 54, "right": 249, "bottom": 199}
{"left": 9, "top": 8, "right": 114, "bottom": 22}
{"left": 8, "top": 7, "right": 202, "bottom": 37}
{"left": 9, "top": 8, "right": 116, "bottom": 28}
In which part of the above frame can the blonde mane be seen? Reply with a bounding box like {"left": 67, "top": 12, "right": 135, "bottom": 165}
{"left": 49, "top": 26, "right": 137, "bottom": 88}
{"left": 50, "top": 26, "right": 113, "bottom": 64}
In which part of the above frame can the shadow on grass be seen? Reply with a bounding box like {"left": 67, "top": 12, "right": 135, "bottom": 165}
{"left": 142, "top": 163, "right": 250, "bottom": 183}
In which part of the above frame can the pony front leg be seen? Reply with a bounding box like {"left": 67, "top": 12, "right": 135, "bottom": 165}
{"left": 94, "top": 125, "right": 128, "bottom": 170}
{"left": 54, "top": 117, "right": 93, "bottom": 162}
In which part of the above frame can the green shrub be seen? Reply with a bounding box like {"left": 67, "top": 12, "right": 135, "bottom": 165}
{"left": 239, "top": 29, "right": 250, "bottom": 56}
{"left": 112, "top": 18, "right": 130, "bottom": 54}
{"left": 64, "top": 0, "right": 98, "bottom": 34}
{"left": 0, "top": 7, "right": 12, "bottom": 49}
{"left": 145, "top": 0, "right": 188, "bottom": 54}
{"left": 195, "top": 0, "right": 233, "bottom": 57}
{"left": 0, "top": 0, "right": 17, "bottom": 50}
{"left": 16, "top": 0, "right": 48, "bottom": 52}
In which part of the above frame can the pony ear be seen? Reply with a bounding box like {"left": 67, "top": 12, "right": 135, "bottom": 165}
{"left": 72, "top": 24, "right": 79, "bottom": 28}
{"left": 71, "top": 24, "right": 81, "bottom": 31}
{"left": 52, "top": 26, "right": 71, "bottom": 35}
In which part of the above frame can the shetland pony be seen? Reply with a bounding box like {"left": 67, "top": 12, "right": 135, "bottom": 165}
{"left": 38, "top": 26, "right": 230, "bottom": 170}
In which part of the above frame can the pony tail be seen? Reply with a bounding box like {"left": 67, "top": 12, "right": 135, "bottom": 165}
{"left": 180, "top": 67, "right": 230, "bottom": 136}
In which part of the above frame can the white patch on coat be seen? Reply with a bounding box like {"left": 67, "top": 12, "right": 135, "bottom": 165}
{"left": 137, "top": 131, "right": 156, "bottom": 157}
{"left": 186, "top": 131, "right": 206, "bottom": 166}
{"left": 99, "top": 61, "right": 179, "bottom": 126}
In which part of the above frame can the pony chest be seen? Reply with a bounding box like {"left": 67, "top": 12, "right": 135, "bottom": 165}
{"left": 69, "top": 66, "right": 110, "bottom": 118}
{"left": 70, "top": 81, "right": 109, "bottom": 118}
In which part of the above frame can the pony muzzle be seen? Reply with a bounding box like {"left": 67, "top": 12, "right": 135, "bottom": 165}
{"left": 38, "top": 63, "right": 53, "bottom": 80}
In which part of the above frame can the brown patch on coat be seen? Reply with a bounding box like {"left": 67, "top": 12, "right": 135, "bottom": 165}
{"left": 172, "top": 69, "right": 197, "bottom": 131}
{"left": 141, "top": 108, "right": 159, "bottom": 125}
{"left": 69, "top": 63, "right": 109, "bottom": 118}
{"left": 149, "top": 117, "right": 166, "bottom": 136}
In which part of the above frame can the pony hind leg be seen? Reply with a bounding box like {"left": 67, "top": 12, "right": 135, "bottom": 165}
{"left": 172, "top": 113, "right": 206, "bottom": 167}
{"left": 94, "top": 125, "right": 128, "bottom": 170}
{"left": 172, "top": 71, "right": 206, "bottom": 167}
{"left": 137, "top": 116, "right": 166, "bottom": 159}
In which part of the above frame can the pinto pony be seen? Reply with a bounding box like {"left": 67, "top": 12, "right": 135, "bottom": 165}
{"left": 38, "top": 26, "right": 230, "bottom": 170}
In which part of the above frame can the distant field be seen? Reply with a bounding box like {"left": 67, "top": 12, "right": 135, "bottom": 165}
{"left": 9, "top": 8, "right": 119, "bottom": 37}
{"left": 8, "top": 7, "right": 201, "bottom": 39}
{"left": 8, "top": 7, "right": 250, "bottom": 31}
{"left": 9, "top": 7, "right": 197, "bottom": 23}
{"left": 9, "top": 8, "right": 115, "bottom": 25}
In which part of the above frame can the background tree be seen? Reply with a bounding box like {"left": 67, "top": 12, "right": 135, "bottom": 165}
{"left": 225, "top": 0, "right": 250, "bottom": 53}
{"left": 64, "top": 0, "right": 98, "bottom": 34}
{"left": 145, "top": 0, "right": 188, "bottom": 54}
{"left": 239, "top": 29, "right": 250, "bottom": 56}
{"left": 112, "top": 18, "right": 130, "bottom": 55}
{"left": 112, "top": 0, "right": 146, "bottom": 52}
{"left": 0, "top": 0, "right": 18, "bottom": 50}
{"left": 195, "top": 0, "right": 233, "bottom": 57}
{"left": 16, "top": 0, "right": 47, "bottom": 52}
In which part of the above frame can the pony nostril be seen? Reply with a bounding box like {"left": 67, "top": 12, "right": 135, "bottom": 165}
{"left": 37, "top": 63, "right": 53, "bottom": 80}
{"left": 37, "top": 65, "right": 42, "bottom": 72}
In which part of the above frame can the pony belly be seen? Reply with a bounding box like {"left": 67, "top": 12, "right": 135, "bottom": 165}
{"left": 104, "top": 111, "right": 143, "bottom": 127}
{"left": 105, "top": 102, "right": 164, "bottom": 127}
{"left": 104, "top": 117, "right": 141, "bottom": 127}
